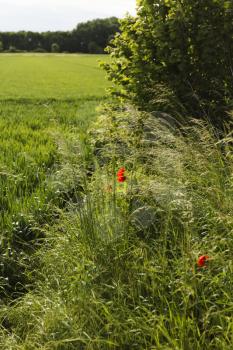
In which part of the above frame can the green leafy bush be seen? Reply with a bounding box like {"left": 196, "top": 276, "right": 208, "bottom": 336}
{"left": 105, "top": 0, "right": 233, "bottom": 126}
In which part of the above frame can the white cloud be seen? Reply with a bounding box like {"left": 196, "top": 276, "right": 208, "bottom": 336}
{"left": 0, "top": 0, "right": 136, "bottom": 31}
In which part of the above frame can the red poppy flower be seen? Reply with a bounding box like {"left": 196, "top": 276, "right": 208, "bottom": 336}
{"left": 197, "top": 255, "right": 209, "bottom": 267}
{"left": 117, "top": 167, "right": 126, "bottom": 183}
{"left": 117, "top": 167, "right": 125, "bottom": 176}
{"left": 117, "top": 175, "right": 126, "bottom": 182}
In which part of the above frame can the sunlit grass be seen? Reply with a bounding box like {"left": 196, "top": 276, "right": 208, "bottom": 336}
{"left": 0, "top": 97, "right": 102, "bottom": 298}
{"left": 0, "top": 54, "right": 110, "bottom": 99}
{"left": 1, "top": 104, "right": 233, "bottom": 349}
{"left": 1, "top": 54, "right": 232, "bottom": 349}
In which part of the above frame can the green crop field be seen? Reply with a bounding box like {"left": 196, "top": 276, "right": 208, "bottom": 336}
{"left": 0, "top": 54, "right": 110, "bottom": 298}
{"left": 0, "top": 53, "right": 110, "bottom": 99}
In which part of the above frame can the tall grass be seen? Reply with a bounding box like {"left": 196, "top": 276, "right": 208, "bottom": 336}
{"left": 0, "top": 99, "right": 99, "bottom": 298}
{"left": 1, "top": 105, "right": 232, "bottom": 349}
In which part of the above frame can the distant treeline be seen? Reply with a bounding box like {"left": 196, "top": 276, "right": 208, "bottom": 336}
{"left": 0, "top": 17, "right": 120, "bottom": 54}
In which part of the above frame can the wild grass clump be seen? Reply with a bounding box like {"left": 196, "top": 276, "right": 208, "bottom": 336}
{"left": 1, "top": 104, "right": 233, "bottom": 349}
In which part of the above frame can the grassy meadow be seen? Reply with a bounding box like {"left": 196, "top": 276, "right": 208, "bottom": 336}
{"left": 0, "top": 54, "right": 110, "bottom": 99}
{"left": 0, "top": 54, "right": 109, "bottom": 297}
{"left": 0, "top": 54, "right": 233, "bottom": 350}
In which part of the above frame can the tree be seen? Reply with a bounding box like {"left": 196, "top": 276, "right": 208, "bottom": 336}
{"left": 0, "top": 17, "right": 120, "bottom": 54}
{"left": 105, "top": 0, "right": 233, "bottom": 126}
{"left": 0, "top": 41, "right": 3, "bottom": 52}
{"left": 88, "top": 41, "right": 103, "bottom": 54}
{"left": 51, "top": 42, "right": 60, "bottom": 53}
{"left": 8, "top": 45, "right": 17, "bottom": 52}
{"left": 72, "top": 17, "right": 120, "bottom": 53}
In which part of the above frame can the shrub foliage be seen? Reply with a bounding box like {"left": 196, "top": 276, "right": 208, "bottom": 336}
{"left": 105, "top": 0, "right": 233, "bottom": 125}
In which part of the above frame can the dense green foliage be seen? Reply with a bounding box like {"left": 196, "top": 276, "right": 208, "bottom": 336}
{"left": 0, "top": 17, "right": 120, "bottom": 54}
{"left": 105, "top": 0, "right": 233, "bottom": 125}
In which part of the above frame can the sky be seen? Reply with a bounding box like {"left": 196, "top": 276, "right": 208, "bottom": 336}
{"left": 0, "top": 0, "right": 136, "bottom": 32}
